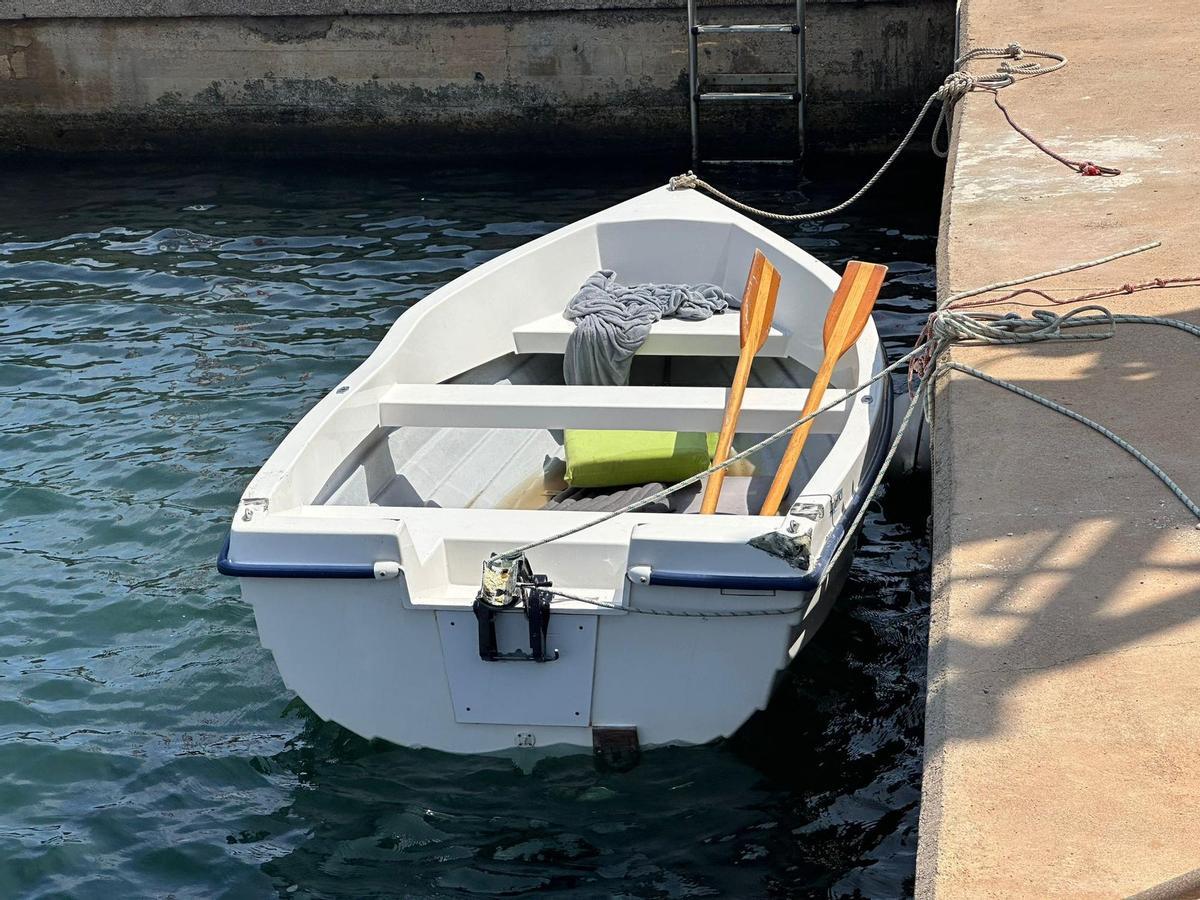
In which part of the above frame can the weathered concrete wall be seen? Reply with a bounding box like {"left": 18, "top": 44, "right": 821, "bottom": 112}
{"left": 0, "top": 0, "right": 953, "bottom": 158}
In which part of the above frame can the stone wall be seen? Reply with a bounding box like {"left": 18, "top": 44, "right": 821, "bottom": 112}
{"left": 0, "top": 1, "right": 954, "bottom": 158}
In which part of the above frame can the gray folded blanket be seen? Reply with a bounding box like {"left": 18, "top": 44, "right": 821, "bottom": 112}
{"left": 563, "top": 270, "right": 739, "bottom": 386}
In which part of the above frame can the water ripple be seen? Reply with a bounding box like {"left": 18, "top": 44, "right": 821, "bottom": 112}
{"left": 0, "top": 159, "right": 939, "bottom": 899}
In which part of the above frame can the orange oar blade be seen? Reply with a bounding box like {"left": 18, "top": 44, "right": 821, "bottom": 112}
{"left": 822, "top": 260, "right": 887, "bottom": 355}
{"left": 758, "top": 259, "right": 887, "bottom": 517}
{"left": 749, "top": 265, "right": 781, "bottom": 352}
{"left": 739, "top": 250, "right": 767, "bottom": 348}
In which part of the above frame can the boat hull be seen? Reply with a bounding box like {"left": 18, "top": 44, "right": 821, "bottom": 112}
{"left": 220, "top": 183, "right": 894, "bottom": 755}
{"left": 229, "top": 380, "right": 889, "bottom": 755}
{"left": 245, "top": 580, "right": 799, "bottom": 752}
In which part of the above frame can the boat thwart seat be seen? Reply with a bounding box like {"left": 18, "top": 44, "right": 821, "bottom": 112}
{"left": 512, "top": 309, "right": 791, "bottom": 357}
{"left": 377, "top": 383, "right": 849, "bottom": 432}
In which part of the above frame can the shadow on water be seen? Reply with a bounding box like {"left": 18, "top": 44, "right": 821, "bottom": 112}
{"left": 0, "top": 156, "right": 940, "bottom": 898}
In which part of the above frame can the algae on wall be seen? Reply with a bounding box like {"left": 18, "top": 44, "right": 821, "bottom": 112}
{"left": 0, "top": 0, "right": 954, "bottom": 158}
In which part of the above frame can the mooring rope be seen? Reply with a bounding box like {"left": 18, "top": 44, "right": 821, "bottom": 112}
{"left": 493, "top": 241, "right": 1200, "bottom": 617}
{"left": 942, "top": 358, "right": 1200, "bottom": 520}
{"left": 669, "top": 79, "right": 955, "bottom": 222}
{"left": 541, "top": 587, "right": 811, "bottom": 617}
{"left": 668, "top": 43, "right": 1118, "bottom": 222}
{"left": 985, "top": 88, "right": 1120, "bottom": 176}
{"left": 532, "top": 336, "right": 936, "bottom": 618}
{"left": 950, "top": 271, "right": 1200, "bottom": 311}
{"left": 534, "top": 302, "right": 1199, "bottom": 618}
{"left": 496, "top": 344, "right": 924, "bottom": 563}
{"left": 938, "top": 242, "right": 1161, "bottom": 310}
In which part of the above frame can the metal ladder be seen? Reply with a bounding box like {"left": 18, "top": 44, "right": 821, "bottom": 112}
{"left": 686, "top": 0, "right": 806, "bottom": 165}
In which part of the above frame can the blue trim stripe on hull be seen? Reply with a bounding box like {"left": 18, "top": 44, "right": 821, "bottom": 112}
{"left": 217, "top": 534, "right": 377, "bottom": 579}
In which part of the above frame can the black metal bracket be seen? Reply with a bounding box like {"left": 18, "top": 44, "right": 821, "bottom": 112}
{"left": 525, "top": 588, "right": 552, "bottom": 661}
{"left": 473, "top": 569, "right": 559, "bottom": 663}
{"left": 473, "top": 599, "right": 501, "bottom": 661}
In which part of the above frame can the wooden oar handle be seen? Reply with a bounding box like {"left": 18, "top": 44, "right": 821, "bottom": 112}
{"left": 757, "top": 359, "right": 832, "bottom": 516}
{"left": 701, "top": 251, "right": 780, "bottom": 515}
{"left": 700, "top": 353, "right": 753, "bottom": 514}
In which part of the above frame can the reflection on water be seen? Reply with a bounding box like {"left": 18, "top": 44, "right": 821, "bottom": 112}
{"left": 0, "top": 158, "right": 937, "bottom": 898}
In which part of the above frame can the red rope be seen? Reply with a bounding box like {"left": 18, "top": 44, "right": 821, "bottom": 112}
{"left": 949, "top": 275, "right": 1200, "bottom": 311}
{"left": 986, "top": 88, "right": 1121, "bottom": 176}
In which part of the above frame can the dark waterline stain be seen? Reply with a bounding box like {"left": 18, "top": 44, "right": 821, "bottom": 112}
{"left": 0, "top": 157, "right": 940, "bottom": 899}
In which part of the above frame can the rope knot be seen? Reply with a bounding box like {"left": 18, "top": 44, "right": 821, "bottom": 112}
{"left": 1079, "top": 161, "right": 1103, "bottom": 176}
{"left": 938, "top": 71, "right": 976, "bottom": 102}
{"left": 1154, "top": 278, "right": 1167, "bottom": 287}
{"left": 668, "top": 171, "right": 699, "bottom": 192}
{"left": 1005, "top": 42, "right": 1024, "bottom": 58}
{"left": 927, "top": 305, "right": 1116, "bottom": 348}
{"left": 1122, "top": 283, "right": 1136, "bottom": 294}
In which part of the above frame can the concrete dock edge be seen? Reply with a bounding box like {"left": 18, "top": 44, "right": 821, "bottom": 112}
{"left": 917, "top": 0, "right": 1200, "bottom": 896}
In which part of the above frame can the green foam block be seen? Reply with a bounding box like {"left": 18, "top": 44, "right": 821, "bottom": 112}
{"left": 563, "top": 430, "right": 718, "bottom": 489}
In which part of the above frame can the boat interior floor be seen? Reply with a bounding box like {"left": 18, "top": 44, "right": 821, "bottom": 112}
{"left": 543, "top": 475, "right": 788, "bottom": 515}
{"left": 319, "top": 351, "right": 828, "bottom": 513}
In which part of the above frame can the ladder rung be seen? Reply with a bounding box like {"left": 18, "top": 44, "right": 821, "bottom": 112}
{"left": 693, "top": 24, "right": 799, "bottom": 34}
{"left": 697, "top": 92, "right": 798, "bottom": 103}
{"left": 701, "top": 159, "right": 800, "bottom": 166}
{"left": 707, "top": 73, "right": 796, "bottom": 87}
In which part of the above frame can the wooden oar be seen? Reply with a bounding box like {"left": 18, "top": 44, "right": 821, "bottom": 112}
{"left": 758, "top": 259, "right": 887, "bottom": 516}
{"left": 700, "top": 249, "right": 781, "bottom": 515}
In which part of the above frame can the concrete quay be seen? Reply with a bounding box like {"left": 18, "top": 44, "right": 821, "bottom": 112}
{"left": 918, "top": 0, "right": 1200, "bottom": 896}
{"left": 0, "top": 0, "right": 951, "bottom": 158}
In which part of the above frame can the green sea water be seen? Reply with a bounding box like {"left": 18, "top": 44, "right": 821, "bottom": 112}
{"left": 0, "top": 159, "right": 938, "bottom": 898}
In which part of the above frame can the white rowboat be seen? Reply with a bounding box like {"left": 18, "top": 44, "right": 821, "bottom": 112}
{"left": 219, "top": 184, "right": 891, "bottom": 756}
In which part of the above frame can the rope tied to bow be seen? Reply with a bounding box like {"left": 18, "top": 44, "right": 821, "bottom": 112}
{"left": 669, "top": 42, "right": 1119, "bottom": 224}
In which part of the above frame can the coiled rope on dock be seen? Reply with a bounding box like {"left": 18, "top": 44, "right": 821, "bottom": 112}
{"left": 668, "top": 43, "right": 1118, "bottom": 223}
